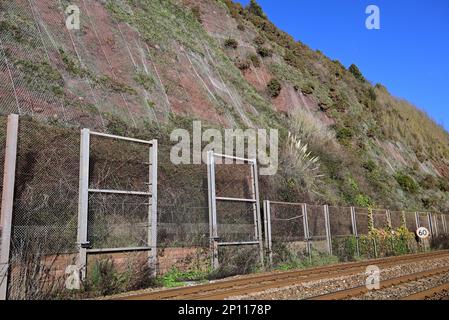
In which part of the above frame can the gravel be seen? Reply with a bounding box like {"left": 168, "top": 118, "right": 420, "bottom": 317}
{"left": 230, "top": 256, "right": 449, "bottom": 300}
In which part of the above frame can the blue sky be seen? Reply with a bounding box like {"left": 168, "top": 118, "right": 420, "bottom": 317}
{"left": 235, "top": 0, "right": 449, "bottom": 131}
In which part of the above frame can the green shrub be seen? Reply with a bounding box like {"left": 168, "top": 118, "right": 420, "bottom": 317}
{"left": 301, "top": 82, "right": 315, "bottom": 95}
{"left": 257, "top": 46, "right": 273, "bottom": 58}
{"left": 191, "top": 5, "right": 202, "bottom": 23}
{"left": 368, "top": 87, "right": 377, "bottom": 101}
{"left": 349, "top": 64, "right": 366, "bottom": 82}
{"left": 224, "top": 38, "right": 238, "bottom": 49}
{"left": 267, "top": 78, "right": 282, "bottom": 97}
{"left": 395, "top": 172, "right": 419, "bottom": 193}
{"left": 248, "top": 53, "right": 260, "bottom": 67}
{"left": 134, "top": 71, "right": 155, "bottom": 90}
{"left": 362, "top": 160, "right": 377, "bottom": 172}
{"left": 235, "top": 58, "right": 250, "bottom": 70}
{"left": 335, "top": 126, "right": 354, "bottom": 144}
{"left": 253, "top": 35, "right": 266, "bottom": 46}
{"left": 438, "top": 179, "right": 449, "bottom": 192}
{"left": 247, "top": 0, "right": 266, "bottom": 19}
{"left": 158, "top": 267, "right": 208, "bottom": 288}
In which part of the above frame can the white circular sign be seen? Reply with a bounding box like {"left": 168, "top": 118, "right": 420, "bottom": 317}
{"left": 416, "top": 227, "right": 430, "bottom": 239}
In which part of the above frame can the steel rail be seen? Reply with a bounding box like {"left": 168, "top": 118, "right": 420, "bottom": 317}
{"left": 401, "top": 282, "right": 449, "bottom": 300}
{"left": 113, "top": 250, "right": 449, "bottom": 300}
{"left": 309, "top": 265, "right": 449, "bottom": 300}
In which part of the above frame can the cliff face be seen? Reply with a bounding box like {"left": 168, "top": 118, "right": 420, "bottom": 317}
{"left": 1, "top": 0, "right": 449, "bottom": 211}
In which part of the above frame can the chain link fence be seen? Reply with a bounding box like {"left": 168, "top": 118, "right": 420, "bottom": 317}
{"left": 7, "top": 117, "right": 79, "bottom": 299}
{"left": 1, "top": 114, "right": 449, "bottom": 298}
{"left": 265, "top": 201, "right": 447, "bottom": 268}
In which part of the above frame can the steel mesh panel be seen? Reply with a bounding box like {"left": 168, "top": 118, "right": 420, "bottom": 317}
{"left": 270, "top": 203, "right": 305, "bottom": 242}
{"left": 405, "top": 212, "right": 417, "bottom": 231}
{"left": 328, "top": 206, "right": 352, "bottom": 237}
{"left": 307, "top": 205, "right": 326, "bottom": 239}
{"left": 307, "top": 205, "right": 328, "bottom": 253}
{"left": 87, "top": 193, "right": 148, "bottom": 249}
{"left": 157, "top": 163, "right": 209, "bottom": 247}
{"left": 217, "top": 245, "right": 260, "bottom": 277}
{"left": 216, "top": 201, "right": 256, "bottom": 243}
{"left": 11, "top": 119, "right": 79, "bottom": 254}
{"left": 8, "top": 119, "right": 79, "bottom": 299}
{"left": 431, "top": 214, "right": 440, "bottom": 235}
{"left": 390, "top": 211, "right": 404, "bottom": 229}
{"left": 372, "top": 209, "right": 389, "bottom": 229}
{"left": 89, "top": 136, "right": 150, "bottom": 192}
{"left": 215, "top": 163, "right": 253, "bottom": 199}
{"left": 355, "top": 208, "right": 370, "bottom": 235}
{"left": 418, "top": 212, "right": 430, "bottom": 230}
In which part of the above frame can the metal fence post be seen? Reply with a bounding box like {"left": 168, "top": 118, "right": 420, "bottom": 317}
{"left": 0, "top": 114, "right": 19, "bottom": 300}
{"left": 302, "top": 204, "right": 311, "bottom": 259}
{"left": 207, "top": 151, "right": 219, "bottom": 270}
{"left": 148, "top": 140, "right": 158, "bottom": 276}
{"left": 386, "top": 210, "right": 392, "bottom": 229}
{"left": 323, "top": 205, "right": 332, "bottom": 255}
{"left": 263, "top": 200, "right": 273, "bottom": 266}
{"left": 415, "top": 212, "right": 420, "bottom": 229}
{"left": 77, "top": 128, "right": 90, "bottom": 281}
{"left": 428, "top": 213, "right": 435, "bottom": 236}
{"left": 442, "top": 214, "right": 448, "bottom": 234}
{"left": 251, "top": 160, "right": 264, "bottom": 268}
{"left": 350, "top": 207, "right": 360, "bottom": 258}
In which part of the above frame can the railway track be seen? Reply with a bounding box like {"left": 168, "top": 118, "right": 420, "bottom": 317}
{"left": 401, "top": 282, "right": 449, "bottom": 300}
{"left": 115, "top": 250, "right": 449, "bottom": 300}
{"left": 309, "top": 265, "right": 449, "bottom": 300}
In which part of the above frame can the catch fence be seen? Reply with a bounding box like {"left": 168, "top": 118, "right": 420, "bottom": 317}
{"left": 1, "top": 114, "right": 449, "bottom": 299}
{"left": 264, "top": 201, "right": 449, "bottom": 268}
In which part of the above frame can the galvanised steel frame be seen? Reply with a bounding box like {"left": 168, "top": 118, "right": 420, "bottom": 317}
{"left": 207, "top": 151, "right": 264, "bottom": 270}
{"left": 77, "top": 129, "right": 158, "bottom": 280}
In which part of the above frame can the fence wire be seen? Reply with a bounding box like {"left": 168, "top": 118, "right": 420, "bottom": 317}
{"left": 1, "top": 115, "right": 449, "bottom": 298}
{"left": 213, "top": 160, "right": 261, "bottom": 276}
{"left": 8, "top": 118, "right": 79, "bottom": 299}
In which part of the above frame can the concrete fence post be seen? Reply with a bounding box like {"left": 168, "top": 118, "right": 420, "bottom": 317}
{"left": 0, "top": 114, "right": 19, "bottom": 300}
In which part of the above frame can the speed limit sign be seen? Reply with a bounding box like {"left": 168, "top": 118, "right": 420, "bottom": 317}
{"left": 416, "top": 227, "right": 430, "bottom": 239}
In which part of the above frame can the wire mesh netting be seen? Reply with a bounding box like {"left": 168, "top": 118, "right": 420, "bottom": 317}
{"left": 390, "top": 211, "right": 404, "bottom": 229}
{"left": 372, "top": 209, "right": 390, "bottom": 229}
{"left": 87, "top": 135, "right": 151, "bottom": 249}
{"left": 328, "top": 206, "right": 356, "bottom": 261}
{"left": 405, "top": 212, "right": 417, "bottom": 231}
{"left": 306, "top": 205, "right": 328, "bottom": 254}
{"left": 417, "top": 212, "right": 431, "bottom": 231}
{"left": 88, "top": 193, "right": 148, "bottom": 249}
{"left": 8, "top": 118, "right": 79, "bottom": 299}
{"left": 216, "top": 201, "right": 256, "bottom": 243}
{"left": 354, "top": 208, "right": 370, "bottom": 235}
{"left": 215, "top": 163, "right": 254, "bottom": 199}
{"left": 328, "top": 206, "right": 352, "bottom": 237}
{"left": 157, "top": 160, "right": 210, "bottom": 274}
{"left": 158, "top": 163, "right": 209, "bottom": 248}
{"left": 269, "top": 203, "right": 306, "bottom": 267}
{"left": 213, "top": 159, "right": 262, "bottom": 275}
{"left": 216, "top": 244, "right": 261, "bottom": 277}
